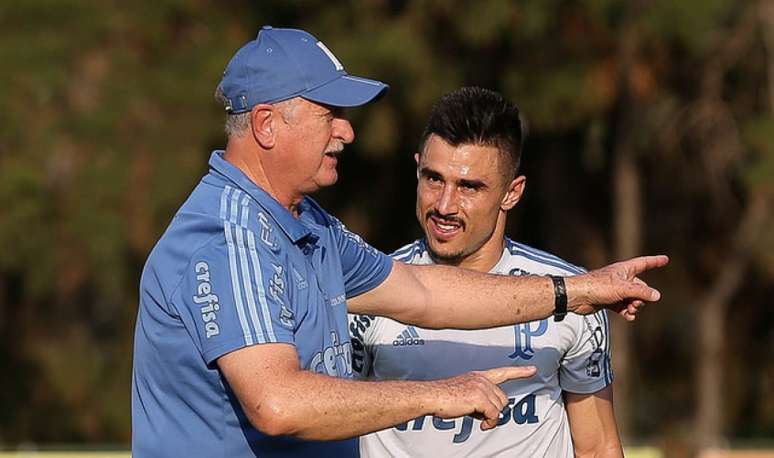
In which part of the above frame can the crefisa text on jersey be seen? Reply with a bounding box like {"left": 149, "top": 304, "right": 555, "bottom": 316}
{"left": 395, "top": 394, "right": 538, "bottom": 443}
{"left": 193, "top": 261, "right": 221, "bottom": 338}
{"left": 349, "top": 314, "right": 373, "bottom": 373}
{"left": 310, "top": 331, "right": 352, "bottom": 377}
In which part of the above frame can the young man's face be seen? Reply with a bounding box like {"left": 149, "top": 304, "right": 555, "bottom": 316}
{"left": 415, "top": 134, "right": 525, "bottom": 265}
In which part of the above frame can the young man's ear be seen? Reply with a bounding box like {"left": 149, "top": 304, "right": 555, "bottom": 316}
{"left": 250, "top": 104, "right": 276, "bottom": 149}
{"left": 501, "top": 175, "right": 526, "bottom": 211}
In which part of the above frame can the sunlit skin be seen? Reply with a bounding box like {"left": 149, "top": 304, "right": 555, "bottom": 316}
{"left": 224, "top": 98, "right": 354, "bottom": 216}
{"left": 275, "top": 100, "right": 352, "bottom": 193}
{"left": 415, "top": 134, "right": 526, "bottom": 272}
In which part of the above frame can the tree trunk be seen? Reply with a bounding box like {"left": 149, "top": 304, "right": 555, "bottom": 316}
{"left": 611, "top": 141, "right": 642, "bottom": 441}
{"left": 696, "top": 196, "right": 768, "bottom": 448}
{"left": 695, "top": 2, "right": 772, "bottom": 448}
{"left": 610, "top": 2, "right": 644, "bottom": 439}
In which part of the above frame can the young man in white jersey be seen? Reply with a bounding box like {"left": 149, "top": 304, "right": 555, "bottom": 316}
{"left": 350, "top": 87, "right": 623, "bottom": 457}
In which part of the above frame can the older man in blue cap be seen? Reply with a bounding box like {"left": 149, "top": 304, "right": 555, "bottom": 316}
{"left": 131, "top": 26, "right": 668, "bottom": 457}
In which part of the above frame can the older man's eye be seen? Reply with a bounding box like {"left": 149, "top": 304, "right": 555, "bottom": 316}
{"left": 328, "top": 107, "right": 346, "bottom": 120}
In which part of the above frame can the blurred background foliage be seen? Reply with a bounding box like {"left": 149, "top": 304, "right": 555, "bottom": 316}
{"left": 0, "top": 0, "right": 772, "bottom": 455}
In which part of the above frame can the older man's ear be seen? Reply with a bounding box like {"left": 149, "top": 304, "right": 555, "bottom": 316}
{"left": 250, "top": 104, "right": 277, "bottom": 149}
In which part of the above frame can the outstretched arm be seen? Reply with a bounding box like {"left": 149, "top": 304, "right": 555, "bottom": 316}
{"left": 218, "top": 343, "right": 536, "bottom": 440}
{"left": 347, "top": 255, "right": 669, "bottom": 328}
{"left": 565, "top": 386, "right": 623, "bottom": 458}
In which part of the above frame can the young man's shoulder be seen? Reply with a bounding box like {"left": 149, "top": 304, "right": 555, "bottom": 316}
{"left": 390, "top": 239, "right": 427, "bottom": 263}
{"left": 502, "top": 238, "right": 586, "bottom": 276}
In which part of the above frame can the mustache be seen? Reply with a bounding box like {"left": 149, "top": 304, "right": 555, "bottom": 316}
{"left": 426, "top": 210, "right": 464, "bottom": 226}
{"left": 326, "top": 143, "right": 344, "bottom": 155}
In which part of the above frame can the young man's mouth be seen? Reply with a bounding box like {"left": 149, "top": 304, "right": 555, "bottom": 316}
{"left": 427, "top": 215, "right": 463, "bottom": 241}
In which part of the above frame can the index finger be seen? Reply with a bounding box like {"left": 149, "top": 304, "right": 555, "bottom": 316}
{"left": 622, "top": 255, "right": 669, "bottom": 276}
{"left": 481, "top": 366, "right": 537, "bottom": 385}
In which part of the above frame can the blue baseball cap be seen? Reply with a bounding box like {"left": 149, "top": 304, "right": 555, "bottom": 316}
{"left": 218, "top": 26, "right": 389, "bottom": 113}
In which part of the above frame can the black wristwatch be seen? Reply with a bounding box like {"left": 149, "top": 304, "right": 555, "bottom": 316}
{"left": 549, "top": 275, "right": 568, "bottom": 322}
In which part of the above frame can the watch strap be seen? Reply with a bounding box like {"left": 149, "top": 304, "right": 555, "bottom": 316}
{"left": 549, "top": 275, "right": 568, "bottom": 322}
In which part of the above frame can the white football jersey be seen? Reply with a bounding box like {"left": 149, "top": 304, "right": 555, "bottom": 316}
{"left": 349, "top": 238, "right": 612, "bottom": 458}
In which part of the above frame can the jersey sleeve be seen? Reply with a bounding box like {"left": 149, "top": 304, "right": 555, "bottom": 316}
{"left": 348, "top": 313, "right": 376, "bottom": 379}
{"left": 330, "top": 217, "right": 393, "bottom": 298}
{"left": 171, "top": 228, "right": 297, "bottom": 365}
{"left": 559, "top": 310, "right": 613, "bottom": 394}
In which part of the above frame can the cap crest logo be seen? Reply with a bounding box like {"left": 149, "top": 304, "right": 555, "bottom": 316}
{"left": 316, "top": 41, "right": 344, "bottom": 71}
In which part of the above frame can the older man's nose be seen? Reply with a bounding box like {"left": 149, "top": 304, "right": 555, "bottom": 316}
{"left": 333, "top": 118, "right": 355, "bottom": 144}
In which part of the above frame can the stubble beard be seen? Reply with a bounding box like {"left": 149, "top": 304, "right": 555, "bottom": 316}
{"left": 425, "top": 238, "right": 469, "bottom": 266}
{"left": 421, "top": 209, "right": 468, "bottom": 265}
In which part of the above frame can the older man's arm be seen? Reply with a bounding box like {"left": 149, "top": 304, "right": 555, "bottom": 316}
{"left": 347, "top": 255, "right": 669, "bottom": 328}
{"left": 218, "top": 343, "right": 535, "bottom": 440}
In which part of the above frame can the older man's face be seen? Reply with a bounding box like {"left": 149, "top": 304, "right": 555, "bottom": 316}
{"left": 276, "top": 98, "right": 354, "bottom": 194}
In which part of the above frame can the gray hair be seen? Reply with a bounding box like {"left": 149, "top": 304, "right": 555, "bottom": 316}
{"left": 214, "top": 87, "right": 300, "bottom": 138}
{"left": 214, "top": 86, "right": 252, "bottom": 138}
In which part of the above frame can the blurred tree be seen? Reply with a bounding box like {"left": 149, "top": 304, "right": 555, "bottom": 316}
{"left": 609, "top": 0, "right": 646, "bottom": 439}
{"left": 687, "top": 2, "right": 773, "bottom": 449}
{"left": 0, "top": 0, "right": 260, "bottom": 442}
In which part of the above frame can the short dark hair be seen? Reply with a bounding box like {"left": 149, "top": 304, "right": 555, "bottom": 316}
{"left": 419, "top": 87, "right": 526, "bottom": 179}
